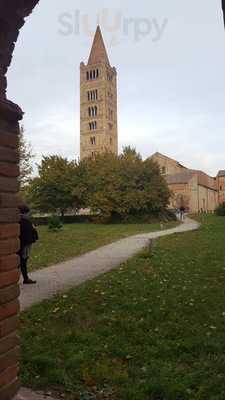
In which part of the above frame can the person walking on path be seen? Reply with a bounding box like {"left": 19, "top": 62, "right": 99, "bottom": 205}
{"left": 179, "top": 205, "right": 186, "bottom": 221}
{"left": 19, "top": 204, "right": 38, "bottom": 284}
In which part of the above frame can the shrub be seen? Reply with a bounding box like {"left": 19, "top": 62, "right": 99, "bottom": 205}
{"left": 120, "top": 210, "right": 177, "bottom": 224}
{"left": 48, "top": 215, "right": 63, "bottom": 232}
{"left": 215, "top": 202, "right": 225, "bottom": 216}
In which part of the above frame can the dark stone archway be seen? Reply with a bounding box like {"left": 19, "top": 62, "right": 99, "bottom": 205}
{"left": 0, "top": 2, "right": 39, "bottom": 399}
{"left": 0, "top": 1, "right": 224, "bottom": 399}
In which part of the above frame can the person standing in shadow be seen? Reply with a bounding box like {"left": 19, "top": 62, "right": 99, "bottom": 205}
{"left": 19, "top": 204, "right": 38, "bottom": 284}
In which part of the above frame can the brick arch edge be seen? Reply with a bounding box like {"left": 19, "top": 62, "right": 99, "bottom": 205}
{"left": 0, "top": 1, "right": 39, "bottom": 399}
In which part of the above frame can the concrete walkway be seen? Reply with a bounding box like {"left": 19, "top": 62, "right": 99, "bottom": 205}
{"left": 20, "top": 217, "right": 199, "bottom": 312}
{"left": 14, "top": 388, "right": 58, "bottom": 400}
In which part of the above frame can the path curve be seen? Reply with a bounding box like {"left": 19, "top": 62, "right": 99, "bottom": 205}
{"left": 20, "top": 217, "right": 199, "bottom": 311}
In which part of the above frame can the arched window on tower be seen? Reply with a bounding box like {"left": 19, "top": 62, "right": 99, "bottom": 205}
{"left": 90, "top": 136, "right": 96, "bottom": 145}
{"left": 86, "top": 71, "right": 89, "bottom": 80}
{"left": 89, "top": 122, "right": 97, "bottom": 131}
{"left": 90, "top": 70, "right": 93, "bottom": 80}
{"left": 96, "top": 69, "right": 99, "bottom": 78}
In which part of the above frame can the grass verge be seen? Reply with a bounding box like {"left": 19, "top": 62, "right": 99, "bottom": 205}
{"left": 30, "top": 221, "right": 178, "bottom": 271}
{"left": 20, "top": 215, "right": 225, "bottom": 399}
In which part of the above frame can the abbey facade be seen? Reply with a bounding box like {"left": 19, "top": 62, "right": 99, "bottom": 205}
{"left": 151, "top": 152, "right": 225, "bottom": 213}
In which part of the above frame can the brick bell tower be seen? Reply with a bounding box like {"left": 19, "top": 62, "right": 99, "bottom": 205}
{"left": 80, "top": 26, "right": 118, "bottom": 160}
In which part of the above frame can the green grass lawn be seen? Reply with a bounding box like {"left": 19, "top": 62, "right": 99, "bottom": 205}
{"left": 29, "top": 221, "right": 178, "bottom": 271}
{"left": 20, "top": 215, "right": 225, "bottom": 399}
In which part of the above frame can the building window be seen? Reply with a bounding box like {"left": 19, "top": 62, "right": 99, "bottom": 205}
{"left": 88, "top": 90, "right": 98, "bottom": 101}
{"left": 161, "top": 166, "right": 166, "bottom": 175}
{"left": 89, "top": 121, "right": 97, "bottom": 131}
{"left": 90, "top": 136, "right": 96, "bottom": 145}
{"left": 108, "top": 109, "right": 113, "bottom": 120}
{"left": 220, "top": 186, "right": 222, "bottom": 191}
{"left": 110, "top": 137, "right": 113, "bottom": 145}
{"left": 107, "top": 73, "right": 113, "bottom": 81}
{"left": 108, "top": 123, "right": 113, "bottom": 130}
{"left": 88, "top": 107, "right": 98, "bottom": 117}
{"left": 87, "top": 70, "right": 99, "bottom": 81}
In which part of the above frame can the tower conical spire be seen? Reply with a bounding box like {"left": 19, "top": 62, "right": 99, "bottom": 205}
{"left": 88, "top": 26, "right": 110, "bottom": 66}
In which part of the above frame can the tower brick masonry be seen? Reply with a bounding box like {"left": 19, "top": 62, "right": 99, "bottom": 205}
{"left": 80, "top": 26, "right": 118, "bottom": 160}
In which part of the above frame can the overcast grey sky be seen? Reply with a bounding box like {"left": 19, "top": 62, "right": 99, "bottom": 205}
{"left": 7, "top": 0, "right": 225, "bottom": 176}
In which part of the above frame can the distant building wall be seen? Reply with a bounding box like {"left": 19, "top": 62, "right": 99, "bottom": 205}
{"left": 151, "top": 152, "right": 186, "bottom": 175}
{"left": 151, "top": 152, "right": 219, "bottom": 213}
{"left": 197, "top": 185, "right": 217, "bottom": 212}
{"left": 217, "top": 176, "right": 225, "bottom": 203}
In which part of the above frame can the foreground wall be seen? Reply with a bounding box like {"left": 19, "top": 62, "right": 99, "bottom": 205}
{"left": 0, "top": 102, "right": 21, "bottom": 399}
{"left": 0, "top": 1, "right": 39, "bottom": 398}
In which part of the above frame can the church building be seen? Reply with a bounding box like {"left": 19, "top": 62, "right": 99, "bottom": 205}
{"left": 151, "top": 152, "right": 225, "bottom": 213}
{"left": 80, "top": 26, "right": 118, "bottom": 160}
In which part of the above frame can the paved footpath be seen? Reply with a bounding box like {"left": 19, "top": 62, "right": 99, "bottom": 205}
{"left": 20, "top": 217, "right": 199, "bottom": 312}
{"left": 15, "top": 388, "right": 58, "bottom": 400}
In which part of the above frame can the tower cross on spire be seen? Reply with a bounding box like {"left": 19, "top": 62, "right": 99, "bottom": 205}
{"left": 88, "top": 25, "right": 110, "bottom": 66}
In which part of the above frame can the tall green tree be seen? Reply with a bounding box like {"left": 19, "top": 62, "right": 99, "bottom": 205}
{"left": 27, "top": 156, "right": 83, "bottom": 216}
{"left": 79, "top": 148, "right": 171, "bottom": 221}
{"left": 19, "top": 126, "right": 34, "bottom": 188}
{"left": 121, "top": 145, "right": 142, "bottom": 160}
